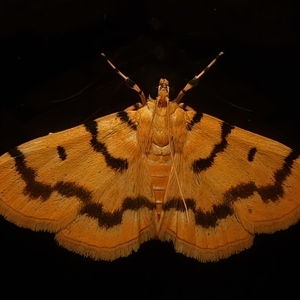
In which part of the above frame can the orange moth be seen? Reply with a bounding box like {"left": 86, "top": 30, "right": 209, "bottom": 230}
{"left": 0, "top": 52, "right": 300, "bottom": 262}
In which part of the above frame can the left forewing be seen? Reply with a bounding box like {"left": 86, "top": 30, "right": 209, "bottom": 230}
{"left": 0, "top": 108, "right": 156, "bottom": 260}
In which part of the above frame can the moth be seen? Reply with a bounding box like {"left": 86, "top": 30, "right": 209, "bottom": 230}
{"left": 0, "top": 52, "right": 300, "bottom": 262}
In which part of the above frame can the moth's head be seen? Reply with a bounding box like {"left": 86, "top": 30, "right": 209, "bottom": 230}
{"left": 157, "top": 78, "right": 170, "bottom": 108}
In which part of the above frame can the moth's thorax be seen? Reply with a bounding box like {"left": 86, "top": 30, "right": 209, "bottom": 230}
{"left": 148, "top": 92, "right": 171, "bottom": 151}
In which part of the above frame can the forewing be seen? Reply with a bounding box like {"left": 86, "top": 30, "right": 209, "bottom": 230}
{"left": 0, "top": 107, "right": 156, "bottom": 260}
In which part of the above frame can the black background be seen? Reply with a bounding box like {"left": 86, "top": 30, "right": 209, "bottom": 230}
{"left": 0, "top": 0, "right": 299, "bottom": 296}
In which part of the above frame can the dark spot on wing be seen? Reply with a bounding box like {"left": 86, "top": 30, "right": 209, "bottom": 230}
{"left": 9, "top": 148, "right": 52, "bottom": 200}
{"left": 81, "top": 196, "right": 155, "bottom": 228}
{"left": 80, "top": 203, "right": 123, "bottom": 228}
{"left": 186, "top": 111, "right": 203, "bottom": 131}
{"left": 117, "top": 111, "right": 137, "bottom": 130}
{"left": 8, "top": 147, "right": 91, "bottom": 202}
{"left": 163, "top": 198, "right": 233, "bottom": 228}
{"left": 164, "top": 150, "right": 299, "bottom": 228}
{"left": 84, "top": 120, "right": 128, "bottom": 172}
{"left": 54, "top": 181, "right": 92, "bottom": 203}
{"left": 192, "top": 122, "right": 234, "bottom": 172}
{"left": 247, "top": 147, "right": 257, "bottom": 162}
{"left": 225, "top": 150, "right": 299, "bottom": 203}
{"left": 8, "top": 147, "right": 154, "bottom": 228}
{"left": 57, "top": 146, "right": 67, "bottom": 161}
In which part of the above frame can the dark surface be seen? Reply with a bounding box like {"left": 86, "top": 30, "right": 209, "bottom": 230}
{"left": 0, "top": 0, "right": 299, "bottom": 296}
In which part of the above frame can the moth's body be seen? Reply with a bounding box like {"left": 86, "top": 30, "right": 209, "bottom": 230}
{"left": 145, "top": 86, "right": 179, "bottom": 227}
{"left": 1, "top": 52, "right": 300, "bottom": 262}
{"left": 146, "top": 103, "right": 172, "bottom": 224}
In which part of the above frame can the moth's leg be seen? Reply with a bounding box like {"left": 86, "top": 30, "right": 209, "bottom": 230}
{"left": 175, "top": 51, "right": 224, "bottom": 103}
{"left": 101, "top": 53, "right": 147, "bottom": 105}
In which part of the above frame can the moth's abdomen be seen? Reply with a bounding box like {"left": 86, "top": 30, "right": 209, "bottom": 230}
{"left": 146, "top": 153, "right": 172, "bottom": 220}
